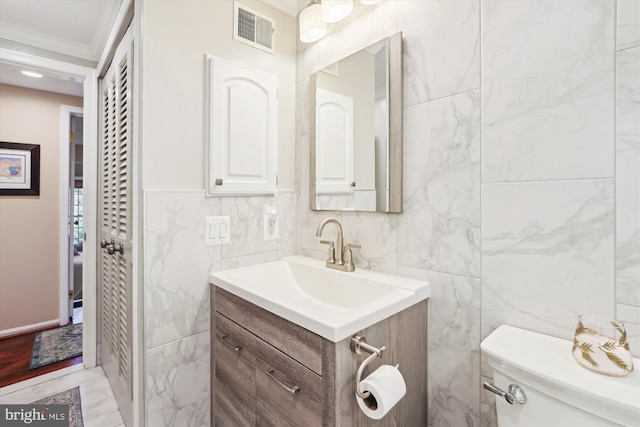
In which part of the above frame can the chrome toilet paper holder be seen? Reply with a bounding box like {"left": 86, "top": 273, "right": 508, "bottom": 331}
{"left": 351, "top": 335, "right": 397, "bottom": 399}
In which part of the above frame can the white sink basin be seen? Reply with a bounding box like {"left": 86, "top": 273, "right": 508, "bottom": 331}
{"left": 210, "top": 255, "right": 430, "bottom": 342}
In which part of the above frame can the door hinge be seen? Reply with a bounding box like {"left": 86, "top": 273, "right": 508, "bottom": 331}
{"left": 68, "top": 290, "right": 73, "bottom": 300}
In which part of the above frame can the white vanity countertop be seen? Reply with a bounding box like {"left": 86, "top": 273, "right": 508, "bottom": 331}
{"left": 210, "top": 255, "right": 430, "bottom": 342}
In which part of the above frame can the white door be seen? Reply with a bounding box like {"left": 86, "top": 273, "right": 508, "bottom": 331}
{"left": 98, "top": 26, "right": 133, "bottom": 426}
{"left": 315, "top": 88, "right": 354, "bottom": 194}
{"left": 205, "top": 55, "right": 278, "bottom": 195}
{"left": 68, "top": 116, "right": 76, "bottom": 323}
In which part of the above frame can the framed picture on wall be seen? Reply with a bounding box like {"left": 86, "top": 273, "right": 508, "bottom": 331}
{"left": 0, "top": 142, "right": 41, "bottom": 196}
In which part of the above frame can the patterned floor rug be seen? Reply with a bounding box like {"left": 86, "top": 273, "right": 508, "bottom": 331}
{"left": 30, "top": 323, "right": 83, "bottom": 369}
{"left": 31, "top": 386, "right": 84, "bottom": 427}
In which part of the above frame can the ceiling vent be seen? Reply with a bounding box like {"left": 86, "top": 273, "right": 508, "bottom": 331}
{"left": 234, "top": 2, "right": 275, "bottom": 54}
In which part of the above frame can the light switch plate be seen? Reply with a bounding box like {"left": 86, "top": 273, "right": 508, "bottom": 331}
{"left": 205, "top": 216, "right": 230, "bottom": 245}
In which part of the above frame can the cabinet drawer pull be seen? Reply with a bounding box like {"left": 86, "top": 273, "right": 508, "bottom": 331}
{"left": 265, "top": 369, "right": 300, "bottom": 394}
{"left": 221, "top": 335, "right": 242, "bottom": 352}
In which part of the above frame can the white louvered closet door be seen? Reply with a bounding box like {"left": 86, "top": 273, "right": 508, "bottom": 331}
{"left": 98, "top": 26, "right": 133, "bottom": 426}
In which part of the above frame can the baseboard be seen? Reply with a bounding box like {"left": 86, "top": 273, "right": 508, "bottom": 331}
{"left": 0, "top": 319, "right": 60, "bottom": 339}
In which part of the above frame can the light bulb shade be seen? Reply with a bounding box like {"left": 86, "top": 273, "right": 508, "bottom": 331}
{"left": 300, "top": 4, "right": 327, "bottom": 43}
{"left": 322, "top": 0, "right": 354, "bottom": 23}
{"left": 360, "top": 0, "right": 383, "bottom": 4}
{"left": 21, "top": 70, "right": 43, "bottom": 78}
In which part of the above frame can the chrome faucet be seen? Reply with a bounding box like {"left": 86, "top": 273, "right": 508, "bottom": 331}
{"left": 315, "top": 218, "right": 360, "bottom": 272}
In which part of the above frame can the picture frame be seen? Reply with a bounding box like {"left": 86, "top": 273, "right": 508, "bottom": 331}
{"left": 0, "top": 142, "right": 41, "bottom": 196}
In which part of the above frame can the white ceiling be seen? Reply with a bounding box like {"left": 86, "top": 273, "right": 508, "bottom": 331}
{"left": 0, "top": 0, "right": 121, "bottom": 61}
{"left": 262, "top": 0, "right": 307, "bottom": 16}
{"left": 0, "top": 0, "right": 122, "bottom": 97}
{"left": 0, "top": 0, "right": 305, "bottom": 97}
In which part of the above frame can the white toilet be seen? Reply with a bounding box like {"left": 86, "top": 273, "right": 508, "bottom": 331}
{"left": 481, "top": 325, "right": 640, "bottom": 426}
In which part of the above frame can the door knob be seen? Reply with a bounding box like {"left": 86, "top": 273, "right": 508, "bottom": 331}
{"left": 107, "top": 241, "right": 124, "bottom": 256}
{"left": 101, "top": 238, "right": 123, "bottom": 256}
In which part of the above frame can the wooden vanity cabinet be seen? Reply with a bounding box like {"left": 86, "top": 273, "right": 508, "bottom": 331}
{"left": 214, "top": 313, "right": 256, "bottom": 426}
{"left": 255, "top": 338, "right": 323, "bottom": 426}
{"left": 211, "top": 285, "right": 428, "bottom": 427}
{"left": 213, "top": 288, "right": 324, "bottom": 427}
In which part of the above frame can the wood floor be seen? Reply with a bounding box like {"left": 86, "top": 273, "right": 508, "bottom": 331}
{"left": 0, "top": 325, "right": 83, "bottom": 388}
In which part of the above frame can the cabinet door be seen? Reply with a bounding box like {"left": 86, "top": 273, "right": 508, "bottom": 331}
{"left": 215, "top": 314, "right": 256, "bottom": 427}
{"left": 205, "top": 54, "right": 278, "bottom": 195}
{"left": 255, "top": 338, "right": 323, "bottom": 427}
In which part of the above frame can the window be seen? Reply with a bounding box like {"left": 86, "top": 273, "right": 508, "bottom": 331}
{"left": 73, "top": 188, "right": 83, "bottom": 247}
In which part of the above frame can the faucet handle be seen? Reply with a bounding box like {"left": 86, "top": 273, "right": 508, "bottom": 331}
{"left": 320, "top": 240, "right": 336, "bottom": 264}
{"left": 344, "top": 243, "right": 360, "bottom": 272}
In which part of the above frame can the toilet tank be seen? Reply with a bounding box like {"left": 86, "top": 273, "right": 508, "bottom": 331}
{"left": 481, "top": 325, "right": 640, "bottom": 427}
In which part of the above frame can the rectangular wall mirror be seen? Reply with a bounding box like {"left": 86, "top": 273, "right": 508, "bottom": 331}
{"left": 310, "top": 32, "right": 402, "bottom": 213}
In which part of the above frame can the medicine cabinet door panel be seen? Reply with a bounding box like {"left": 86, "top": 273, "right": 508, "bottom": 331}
{"left": 206, "top": 55, "right": 278, "bottom": 196}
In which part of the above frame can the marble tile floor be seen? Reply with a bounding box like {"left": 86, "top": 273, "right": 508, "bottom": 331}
{"left": 0, "top": 365, "right": 124, "bottom": 427}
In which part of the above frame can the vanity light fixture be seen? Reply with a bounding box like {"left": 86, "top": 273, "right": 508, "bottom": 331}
{"left": 322, "top": 0, "right": 353, "bottom": 23}
{"left": 21, "top": 70, "right": 43, "bottom": 78}
{"left": 299, "top": 2, "right": 327, "bottom": 43}
{"left": 299, "top": 0, "right": 382, "bottom": 43}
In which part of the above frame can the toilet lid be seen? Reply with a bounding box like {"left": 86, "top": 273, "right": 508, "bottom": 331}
{"left": 481, "top": 325, "right": 640, "bottom": 424}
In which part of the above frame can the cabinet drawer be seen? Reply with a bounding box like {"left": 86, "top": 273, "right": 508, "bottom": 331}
{"left": 215, "top": 287, "right": 323, "bottom": 375}
{"left": 214, "top": 314, "right": 255, "bottom": 427}
{"left": 255, "top": 339, "right": 323, "bottom": 427}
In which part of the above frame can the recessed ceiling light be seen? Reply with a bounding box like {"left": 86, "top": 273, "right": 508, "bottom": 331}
{"left": 21, "top": 70, "right": 43, "bottom": 78}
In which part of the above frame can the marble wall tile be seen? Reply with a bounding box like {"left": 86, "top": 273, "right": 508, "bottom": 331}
{"left": 295, "top": 78, "right": 311, "bottom": 138}
{"left": 277, "top": 190, "right": 298, "bottom": 258}
{"left": 482, "top": 0, "right": 615, "bottom": 182}
{"left": 145, "top": 191, "right": 221, "bottom": 349}
{"left": 479, "top": 375, "right": 498, "bottom": 427}
{"left": 220, "top": 196, "right": 278, "bottom": 258}
{"left": 146, "top": 331, "right": 210, "bottom": 427}
{"left": 426, "top": 271, "right": 481, "bottom": 427}
{"left": 616, "top": 47, "right": 640, "bottom": 307}
{"left": 342, "top": 212, "right": 398, "bottom": 273}
{"left": 220, "top": 251, "right": 278, "bottom": 270}
{"left": 398, "top": 91, "right": 480, "bottom": 277}
{"left": 617, "top": 303, "right": 640, "bottom": 358}
{"left": 617, "top": 0, "right": 640, "bottom": 50}
{"left": 398, "top": 0, "right": 480, "bottom": 106}
{"left": 481, "top": 179, "right": 615, "bottom": 341}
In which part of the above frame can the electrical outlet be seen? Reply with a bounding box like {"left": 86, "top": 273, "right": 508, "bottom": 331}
{"left": 263, "top": 214, "right": 278, "bottom": 240}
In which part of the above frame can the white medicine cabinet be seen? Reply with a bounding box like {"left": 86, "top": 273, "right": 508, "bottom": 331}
{"left": 204, "top": 54, "right": 278, "bottom": 196}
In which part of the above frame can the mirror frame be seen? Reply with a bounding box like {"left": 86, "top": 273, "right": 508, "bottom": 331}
{"left": 310, "top": 31, "right": 403, "bottom": 213}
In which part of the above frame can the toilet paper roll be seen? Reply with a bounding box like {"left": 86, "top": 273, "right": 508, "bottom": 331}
{"left": 355, "top": 364, "right": 406, "bottom": 420}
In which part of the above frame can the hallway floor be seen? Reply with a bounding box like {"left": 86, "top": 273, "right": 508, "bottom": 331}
{"left": 0, "top": 308, "right": 84, "bottom": 387}
{"left": 0, "top": 365, "right": 124, "bottom": 427}
{"left": 0, "top": 329, "right": 83, "bottom": 387}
